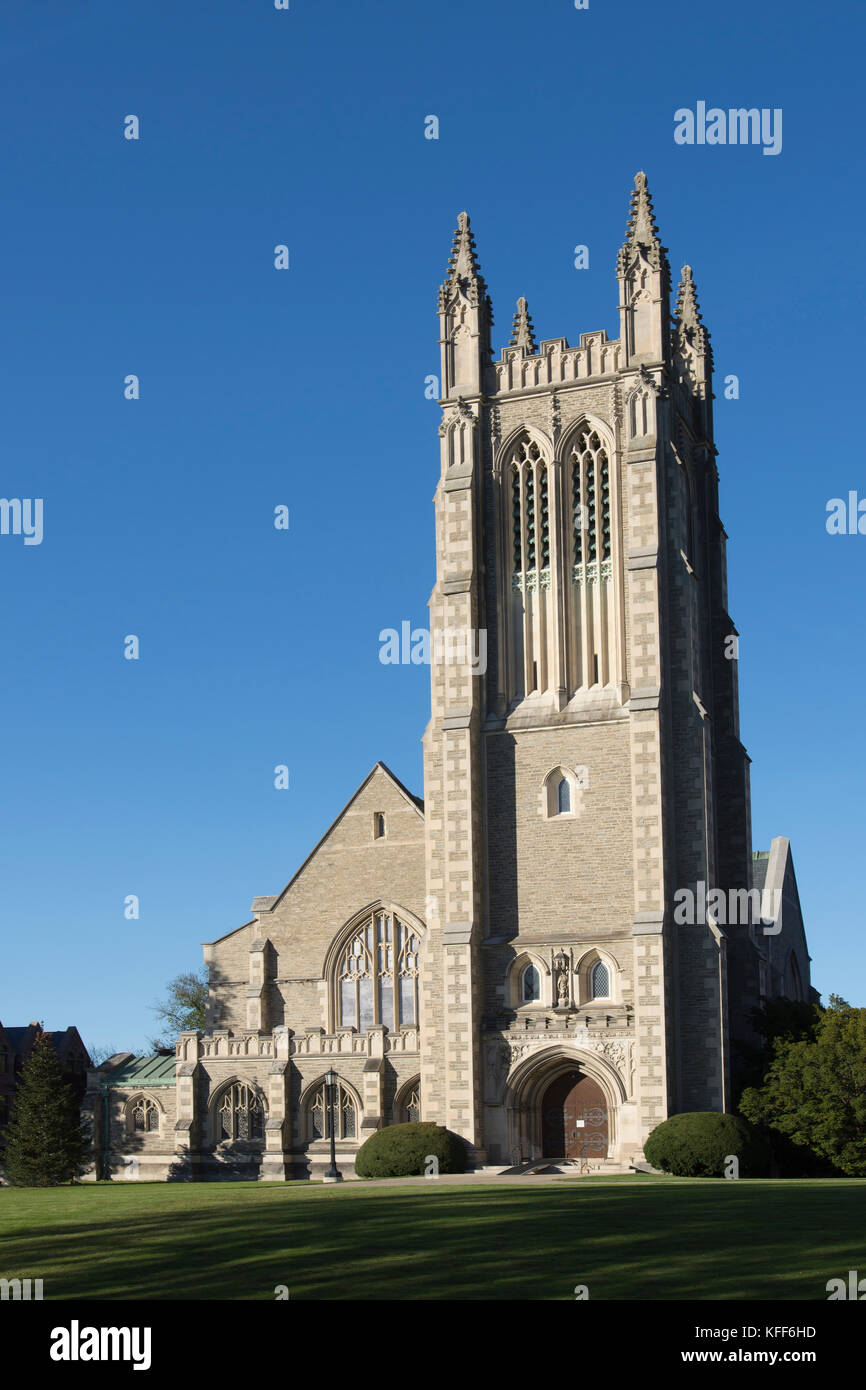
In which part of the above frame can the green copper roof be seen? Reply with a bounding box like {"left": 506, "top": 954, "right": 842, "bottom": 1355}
{"left": 102, "top": 1054, "right": 176, "bottom": 1087}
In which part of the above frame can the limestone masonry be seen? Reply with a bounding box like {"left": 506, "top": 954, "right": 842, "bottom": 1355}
{"left": 83, "top": 175, "right": 813, "bottom": 1181}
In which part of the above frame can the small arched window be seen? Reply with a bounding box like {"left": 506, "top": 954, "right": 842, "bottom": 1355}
{"left": 216, "top": 1083, "right": 264, "bottom": 1142}
{"left": 557, "top": 778, "right": 571, "bottom": 815}
{"left": 309, "top": 1080, "right": 357, "bottom": 1141}
{"left": 521, "top": 963, "right": 541, "bottom": 1003}
{"left": 130, "top": 1096, "right": 159, "bottom": 1133}
{"left": 590, "top": 961, "right": 610, "bottom": 999}
{"left": 374, "top": 813, "right": 386, "bottom": 839}
{"left": 404, "top": 1085, "right": 421, "bottom": 1124}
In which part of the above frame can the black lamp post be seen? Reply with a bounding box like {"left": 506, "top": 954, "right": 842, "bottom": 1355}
{"left": 323, "top": 1068, "right": 342, "bottom": 1183}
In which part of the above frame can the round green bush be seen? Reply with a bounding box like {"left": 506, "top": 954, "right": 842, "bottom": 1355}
{"left": 354, "top": 1122, "right": 468, "bottom": 1179}
{"left": 643, "top": 1111, "right": 770, "bottom": 1178}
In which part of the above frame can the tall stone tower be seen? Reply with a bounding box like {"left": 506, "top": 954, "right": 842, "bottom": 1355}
{"left": 421, "top": 174, "right": 760, "bottom": 1166}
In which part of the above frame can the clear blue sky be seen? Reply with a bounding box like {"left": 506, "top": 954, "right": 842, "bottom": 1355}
{"left": 1, "top": 0, "right": 862, "bottom": 1053}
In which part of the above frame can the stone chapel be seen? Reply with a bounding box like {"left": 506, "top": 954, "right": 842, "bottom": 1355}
{"left": 83, "top": 174, "right": 814, "bottom": 1181}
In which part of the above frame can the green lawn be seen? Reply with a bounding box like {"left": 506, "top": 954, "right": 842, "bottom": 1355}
{"left": 1, "top": 1175, "right": 864, "bottom": 1300}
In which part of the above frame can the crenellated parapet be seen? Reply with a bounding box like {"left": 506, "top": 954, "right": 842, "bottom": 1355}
{"left": 491, "top": 331, "right": 622, "bottom": 394}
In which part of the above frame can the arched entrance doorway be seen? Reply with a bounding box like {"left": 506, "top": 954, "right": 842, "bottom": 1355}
{"left": 541, "top": 1068, "right": 608, "bottom": 1160}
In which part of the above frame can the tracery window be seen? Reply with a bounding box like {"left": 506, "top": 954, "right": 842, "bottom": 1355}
{"left": 309, "top": 1080, "right": 357, "bottom": 1141}
{"left": 565, "top": 423, "right": 616, "bottom": 694}
{"left": 511, "top": 435, "right": 550, "bottom": 588}
{"left": 130, "top": 1096, "right": 159, "bottom": 1133}
{"left": 590, "top": 961, "right": 610, "bottom": 1000}
{"left": 338, "top": 912, "right": 420, "bottom": 1030}
{"left": 216, "top": 1083, "right": 265, "bottom": 1142}
{"left": 508, "top": 431, "right": 552, "bottom": 699}
{"left": 570, "top": 427, "right": 611, "bottom": 580}
{"left": 404, "top": 1086, "right": 421, "bottom": 1124}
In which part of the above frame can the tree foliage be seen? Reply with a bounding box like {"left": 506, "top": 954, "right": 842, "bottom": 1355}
{"left": 148, "top": 968, "right": 208, "bottom": 1050}
{"left": 739, "top": 995, "right": 866, "bottom": 1176}
{"left": 644, "top": 1111, "right": 770, "bottom": 1177}
{"left": 2, "top": 1029, "right": 89, "bottom": 1186}
{"left": 354, "top": 1122, "right": 467, "bottom": 1178}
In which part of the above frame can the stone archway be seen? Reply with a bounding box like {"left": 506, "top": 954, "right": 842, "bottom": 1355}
{"left": 503, "top": 1045, "right": 625, "bottom": 1165}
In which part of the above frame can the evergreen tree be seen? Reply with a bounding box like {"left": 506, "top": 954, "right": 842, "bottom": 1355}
{"left": 2, "top": 1027, "right": 88, "bottom": 1186}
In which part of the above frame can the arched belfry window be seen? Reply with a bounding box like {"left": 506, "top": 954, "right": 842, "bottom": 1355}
{"left": 571, "top": 427, "right": 611, "bottom": 578}
{"left": 338, "top": 911, "right": 420, "bottom": 1031}
{"left": 507, "top": 431, "right": 552, "bottom": 700}
{"left": 566, "top": 423, "right": 615, "bottom": 694}
{"left": 215, "top": 1083, "right": 265, "bottom": 1142}
{"left": 511, "top": 435, "right": 549, "bottom": 581}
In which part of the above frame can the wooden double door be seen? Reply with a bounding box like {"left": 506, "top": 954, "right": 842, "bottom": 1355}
{"left": 541, "top": 1069, "right": 608, "bottom": 1160}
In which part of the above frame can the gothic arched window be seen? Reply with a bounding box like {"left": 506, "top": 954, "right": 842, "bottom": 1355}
{"left": 590, "top": 961, "right": 610, "bottom": 1000}
{"left": 338, "top": 912, "right": 420, "bottom": 1031}
{"left": 521, "top": 963, "right": 541, "bottom": 1003}
{"left": 566, "top": 423, "right": 615, "bottom": 694}
{"left": 508, "top": 431, "right": 552, "bottom": 699}
{"left": 557, "top": 777, "right": 571, "bottom": 815}
{"left": 129, "top": 1096, "right": 159, "bottom": 1134}
{"left": 216, "top": 1083, "right": 265, "bottom": 1142}
{"left": 570, "top": 428, "right": 610, "bottom": 575}
{"left": 784, "top": 953, "right": 803, "bottom": 1003}
{"left": 404, "top": 1085, "right": 421, "bottom": 1124}
{"left": 511, "top": 436, "right": 549, "bottom": 580}
{"left": 309, "top": 1080, "right": 357, "bottom": 1141}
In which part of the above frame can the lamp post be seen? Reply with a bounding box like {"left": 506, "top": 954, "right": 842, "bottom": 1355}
{"left": 323, "top": 1068, "right": 343, "bottom": 1183}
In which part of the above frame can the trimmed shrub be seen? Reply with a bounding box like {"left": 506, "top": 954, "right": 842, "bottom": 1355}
{"left": 643, "top": 1111, "right": 770, "bottom": 1178}
{"left": 354, "top": 1122, "right": 467, "bottom": 1179}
